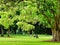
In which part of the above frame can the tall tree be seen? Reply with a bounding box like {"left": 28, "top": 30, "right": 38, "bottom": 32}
{"left": 37, "top": 0, "right": 60, "bottom": 41}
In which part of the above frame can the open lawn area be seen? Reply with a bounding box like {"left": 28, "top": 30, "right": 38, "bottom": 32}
{"left": 0, "top": 35, "right": 60, "bottom": 45}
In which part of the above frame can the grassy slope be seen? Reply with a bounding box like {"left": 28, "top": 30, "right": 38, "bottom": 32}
{"left": 0, "top": 35, "right": 60, "bottom": 45}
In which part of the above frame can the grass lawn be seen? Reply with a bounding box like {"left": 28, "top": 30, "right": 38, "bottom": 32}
{"left": 0, "top": 34, "right": 60, "bottom": 45}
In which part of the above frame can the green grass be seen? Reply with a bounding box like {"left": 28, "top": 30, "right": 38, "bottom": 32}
{"left": 0, "top": 35, "right": 60, "bottom": 45}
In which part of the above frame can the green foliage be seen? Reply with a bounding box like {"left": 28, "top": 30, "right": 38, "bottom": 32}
{"left": 37, "top": 0, "right": 57, "bottom": 28}
{"left": 0, "top": 0, "right": 57, "bottom": 32}
{"left": 17, "top": 22, "right": 35, "bottom": 31}
{"left": 0, "top": 11, "right": 13, "bottom": 29}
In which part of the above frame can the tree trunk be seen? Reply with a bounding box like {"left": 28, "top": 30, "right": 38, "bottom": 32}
{"left": 51, "top": 28, "right": 60, "bottom": 41}
{"left": 51, "top": 29, "right": 55, "bottom": 41}
{"left": 22, "top": 30, "right": 25, "bottom": 35}
{"left": 1, "top": 27, "right": 4, "bottom": 37}
{"left": 32, "top": 30, "right": 34, "bottom": 35}
{"left": 56, "top": 30, "right": 60, "bottom": 41}
{"left": 7, "top": 28, "right": 10, "bottom": 37}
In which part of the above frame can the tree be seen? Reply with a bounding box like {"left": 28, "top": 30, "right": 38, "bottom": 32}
{"left": 0, "top": 19, "right": 4, "bottom": 37}
{"left": 36, "top": 0, "right": 60, "bottom": 41}
{"left": 17, "top": 22, "right": 35, "bottom": 34}
{"left": 0, "top": 11, "right": 13, "bottom": 37}
{"left": 16, "top": 0, "right": 39, "bottom": 34}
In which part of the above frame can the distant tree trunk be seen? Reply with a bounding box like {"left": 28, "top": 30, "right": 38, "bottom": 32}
{"left": 32, "top": 30, "right": 34, "bottom": 35}
{"left": 27, "top": 31, "right": 30, "bottom": 35}
{"left": 1, "top": 27, "right": 4, "bottom": 37}
{"left": 7, "top": 28, "right": 10, "bottom": 37}
{"left": 22, "top": 30, "right": 25, "bottom": 35}
{"left": 14, "top": 29, "right": 16, "bottom": 34}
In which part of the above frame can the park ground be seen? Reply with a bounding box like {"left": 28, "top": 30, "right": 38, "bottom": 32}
{"left": 0, "top": 35, "right": 60, "bottom": 45}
